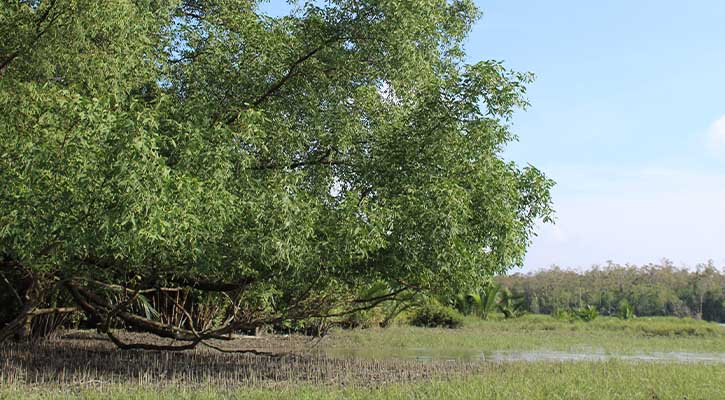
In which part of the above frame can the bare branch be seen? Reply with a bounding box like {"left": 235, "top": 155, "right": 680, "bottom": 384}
{"left": 28, "top": 307, "right": 79, "bottom": 316}
{"left": 106, "top": 330, "right": 202, "bottom": 351}
{"left": 0, "top": 269, "right": 23, "bottom": 304}
{"left": 169, "top": 275, "right": 256, "bottom": 292}
{"left": 200, "top": 341, "right": 280, "bottom": 356}
{"left": 163, "top": 289, "right": 199, "bottom": 335}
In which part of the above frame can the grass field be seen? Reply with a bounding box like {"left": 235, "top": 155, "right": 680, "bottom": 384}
{"left": 327, "top": 315, "right": 725, "bottom": 359}
{"left": 3, "top": 361, "right": 724, "bottom": 400}
{"left": 2, "top": 315, "right": 725, "bottom": 399}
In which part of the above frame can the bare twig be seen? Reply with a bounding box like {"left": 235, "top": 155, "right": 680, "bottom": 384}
{"left": 0, "top": 270, "right": 23, "bottom": 304}
{"left": 28, "top": 307, "right": 79, "bottom": 316}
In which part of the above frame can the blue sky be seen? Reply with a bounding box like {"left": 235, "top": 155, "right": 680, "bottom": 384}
{"left": 471, "top": 1, "right": 725, "bottom": 271}
{"left": 261, "top": 1, "right": 725, "bottom": 271}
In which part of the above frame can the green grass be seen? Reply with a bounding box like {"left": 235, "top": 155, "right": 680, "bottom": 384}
{"left": 326, "top": 314, "right": 725, "bottom": 359}
{"left": 3, "top": 316, "right": 725, "bottom": 399}
{"left": 3, "top": 361, "right": 724, "bottom": 399}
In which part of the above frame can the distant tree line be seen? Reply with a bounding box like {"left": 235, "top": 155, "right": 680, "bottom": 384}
{"left": 496, "top": 261, "right": 725, "bottom": 322}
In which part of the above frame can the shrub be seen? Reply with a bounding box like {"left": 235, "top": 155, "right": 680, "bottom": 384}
{"left": 576, "top": 305, "right": 599, "bottom": 322}
{"left": 338, "top": 308, "right": 385, "bottom": 329}
{"left": 617, "top": 299, "right": 635, "bottom": 320}
{"left": 410, "top": 303, "right": 464, "bottom": 329}
{"left": 553, "top": 308, "right": 574, "bottom": 321}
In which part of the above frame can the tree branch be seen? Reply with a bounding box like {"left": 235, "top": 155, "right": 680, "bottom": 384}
{"left": 28, "top": 307, "right": 79, "bottom": 316}
{"left": 73, "top": 257, "right": 256, "bottom": 292}
{"left": 250, "top": 148, "right": 349, "bottom": 171}
{"left": 0, "top": 274, "right": 38, "bottom": 342}
{"left": 226, "top": 38, "right": 339, "bottom": 124}
{"left": 1, "top": 0, "right": 61, "bottom": 76}
{"left": 251, "top": 43, "right": 327, "bottom": 107}
{"left": 0, "top": 269, "right": 23, "bottom": 305}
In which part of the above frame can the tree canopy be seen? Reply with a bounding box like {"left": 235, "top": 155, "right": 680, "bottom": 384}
{"left": 498, "top": 261, "right": 725, "bottom": 322}
{"left": 0, "top": 0, "right": 553, "bottom": 348}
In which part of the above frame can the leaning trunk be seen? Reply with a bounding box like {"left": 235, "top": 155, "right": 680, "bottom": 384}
{"left": 0, "top": 303, "right": 35, "bottom": 342}
{"left": 0, "top": 276, "right": 38, "bottom": 343}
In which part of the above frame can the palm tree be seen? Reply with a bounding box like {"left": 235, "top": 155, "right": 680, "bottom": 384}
{"left": 454, "top": 284, "right": 526, "bottom": 320}
{"left": 455, "top": 283, "right": 502, "bottom": 320}
{"left": 498, "top": 287, "right": 526, "bottom": 319}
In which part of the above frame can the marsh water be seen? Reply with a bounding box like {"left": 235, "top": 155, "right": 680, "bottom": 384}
{"left": 326, "top": 348, "right": 725, "bottom": 363}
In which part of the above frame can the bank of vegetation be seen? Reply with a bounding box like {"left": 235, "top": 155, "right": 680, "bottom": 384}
{"left": 496, "top": 261, "right": 725, "bottom": 322}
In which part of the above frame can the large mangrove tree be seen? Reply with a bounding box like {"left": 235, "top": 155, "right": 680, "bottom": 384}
{"left": 0, "top": 0, "right": 553, "bottom": 349}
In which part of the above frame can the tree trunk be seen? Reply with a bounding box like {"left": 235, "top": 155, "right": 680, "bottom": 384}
{"left": 0, "top": 302, "right": 35, "bottom": 342}
{"left": 0, "top": 276, "right": 38, "bottom": 343}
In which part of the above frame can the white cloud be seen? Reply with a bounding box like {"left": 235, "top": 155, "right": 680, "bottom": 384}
{"left": 707, "top": 115, "right": 725, "bottom": 154}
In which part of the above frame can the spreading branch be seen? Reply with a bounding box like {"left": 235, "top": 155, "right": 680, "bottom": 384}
{"left": 250, "top": 148, "right": 348, "bottom": 171}
{"left": 1, "top": 0, "right": 62, "bottom": 76}
{"left": 250, "top": 43, "right": 329, "bottom": 108}
{"left": 226, "top": 38, "right": 340, "bottom": 124}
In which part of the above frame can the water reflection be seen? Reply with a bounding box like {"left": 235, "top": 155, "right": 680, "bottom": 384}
{"left": 326, "top": 348, "right": 725, "bottom": 364}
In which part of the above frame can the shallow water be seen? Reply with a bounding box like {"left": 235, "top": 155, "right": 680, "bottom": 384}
{"left": 490, "top": 350, "right": 725, "bottom": 363}
{"left": 326, "top": 348, "right": 725, "bottom": 363}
